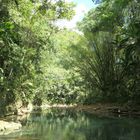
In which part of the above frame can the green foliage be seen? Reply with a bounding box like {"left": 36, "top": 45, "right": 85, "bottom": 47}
{"left": 40, "top": 30, "right": 85, "bottom": 104}
{"left": 0, "top": 0, "right": 75, "bottom": 108}
{"left": 76, "top": 0, "right": 140, "bottom": 104}
{"left": 0, "top": 0, "right": 139, "bottom": 107}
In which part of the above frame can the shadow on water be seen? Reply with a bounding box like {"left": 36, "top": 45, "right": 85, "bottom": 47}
{"left": 0, "top": 108, "right": 140, "bottom": 140}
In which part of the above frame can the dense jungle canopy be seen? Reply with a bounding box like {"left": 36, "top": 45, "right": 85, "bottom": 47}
{"left": 0, "top": 0, "right": 140, "bottom": 111}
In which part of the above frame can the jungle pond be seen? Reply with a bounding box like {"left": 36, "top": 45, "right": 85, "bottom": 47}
{"left": 0, "top": 108, "right": 140, "bottom": 140}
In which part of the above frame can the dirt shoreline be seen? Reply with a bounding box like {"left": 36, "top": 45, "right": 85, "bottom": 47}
{"left": 75, "top": 104, "right": 140, "bottom": 117}
{"left": 1, "top": 103, "right": 140, "bottom": 118}
{"left": 43, "top": 103, "right": 140, "bottom": 117}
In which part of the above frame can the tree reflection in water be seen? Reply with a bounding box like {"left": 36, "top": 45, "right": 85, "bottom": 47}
{"left": 0, "top": 108, "right": 140, "bottom": 140}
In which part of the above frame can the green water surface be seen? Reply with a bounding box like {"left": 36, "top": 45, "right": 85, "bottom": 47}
{"left": 0, "top": 108, "right": 140, "bottom": 140}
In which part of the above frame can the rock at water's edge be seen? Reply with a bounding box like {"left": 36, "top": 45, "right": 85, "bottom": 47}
{"left": 0, "top": 121, "right": 22, "bottom": 135}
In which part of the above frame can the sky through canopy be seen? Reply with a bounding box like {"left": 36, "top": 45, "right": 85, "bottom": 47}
{"left": 56, "top": 0, "right": 95, "bottom": 29}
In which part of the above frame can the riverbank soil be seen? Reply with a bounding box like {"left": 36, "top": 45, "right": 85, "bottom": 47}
{"left": 73, "top": 103, "right": 140, "bottom": 116}
{"left": 41, "top": 103, "right": 140, "bottom": 117}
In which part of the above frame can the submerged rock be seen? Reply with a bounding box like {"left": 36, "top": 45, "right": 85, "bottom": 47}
{"left": 0, "top": 121, "right": 22, "bottom": 135}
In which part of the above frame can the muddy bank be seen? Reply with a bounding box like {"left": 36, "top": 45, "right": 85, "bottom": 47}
{"left": 42, "top": 103, "right": 140, "bottom": 117}
{"left": 74, "top": 104, "right": 140, "bottom": 117}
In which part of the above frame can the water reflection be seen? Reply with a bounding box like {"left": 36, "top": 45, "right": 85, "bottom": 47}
{"left": 1, "top": 108, "right": 140, "bottom": 140}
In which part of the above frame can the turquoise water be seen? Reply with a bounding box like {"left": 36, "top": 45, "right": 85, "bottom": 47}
{"left": 0, "top": 108, "right": 140, "bottom": 140}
